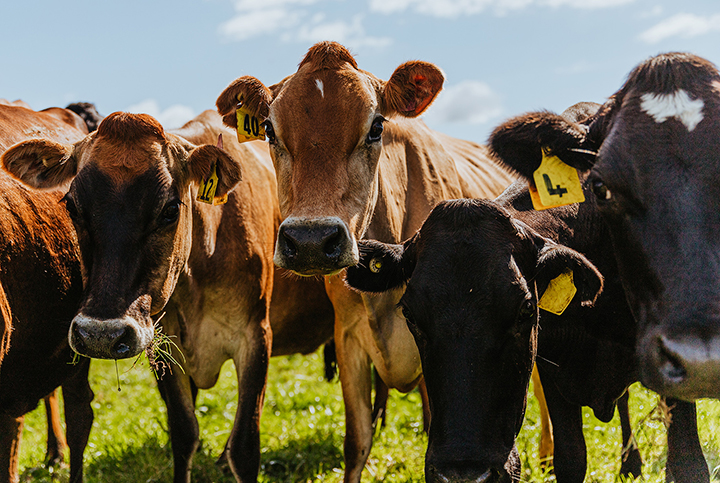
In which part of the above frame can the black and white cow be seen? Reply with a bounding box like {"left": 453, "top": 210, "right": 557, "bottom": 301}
{"left": 490, "top": 52, "right": 720, "bottom": 403}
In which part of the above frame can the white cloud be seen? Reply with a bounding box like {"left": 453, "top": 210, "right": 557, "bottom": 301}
{"left": 423, "top": 81, "right": 503, "bottom": 124}
{"left": 125, "top": 100, "right": 196, "bottom": 129}
{"left": 219, "top": 0, "right": 390, "bottom": 47}
{"left": 638, "top": 13, "right": 720, "bottom": 44}
{"left": 369, "top": 0, "right": 633, "bottom": 17}
{"left": 294, "top": 14, "right": 392, "bottom": 47}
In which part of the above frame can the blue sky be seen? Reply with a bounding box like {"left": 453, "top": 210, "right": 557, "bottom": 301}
{"left": 2, "top": 0, "right": 719, "bottom": 144}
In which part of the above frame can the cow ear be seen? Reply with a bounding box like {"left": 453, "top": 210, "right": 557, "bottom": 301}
{"left": 382, "top": 61, "right": 445, "bottom": 118}
{"left": 488, "top": 111, "right": 597, "bottom": 180}
{"left": 216, "top": 76, "right": 273, "bottom": 129}
{"left": 346, "top": 239, "right": 416, "bottom": 293}
{"left": 186, "top": 141, "right": 242, "bottom": 199}
{"left": 533, "top": 235, "right": 604, "bottom": 307}
{"left": 2, "top": 138, "right": 78, "bottom": 189}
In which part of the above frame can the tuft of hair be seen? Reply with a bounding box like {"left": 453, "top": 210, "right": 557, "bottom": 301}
{"left": 216, "top": 76, "right": 273, "bottom": 129}
{"left": 622, "top": 52, "right": 719, "bottom": 97}
{"left": 96, "top": 112, "right": 165, "bottom": 144}
{"left": 66, "top": 102, "right": 104, "bottom": 132}
{"left": 298, "top": 41, "right": 358, "bottom": 71}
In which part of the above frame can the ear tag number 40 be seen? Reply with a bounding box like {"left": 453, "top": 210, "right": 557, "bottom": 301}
{"left": 538, "top": 270, "right": 577, "bottom": 316}
{"left": 529, "top": 148, "right": 585, "bottom": 210}
{"left": 197, "top": 163, "right": 228, "bottom": 205}
{"left": 236, "top": 105, "right": 266, "bottom": 143}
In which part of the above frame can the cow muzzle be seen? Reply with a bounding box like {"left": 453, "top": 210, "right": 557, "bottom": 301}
{"left": 641, "top": 326, "right": 720, "bottom": 400}
{"left": 274, "top": 216, "right": 358, "bottom": 276}
{"left": 69, "top": 313, "right": 155, "bottom": 359}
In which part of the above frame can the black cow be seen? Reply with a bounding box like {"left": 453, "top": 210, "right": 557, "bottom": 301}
{"left": 347, "top": 99, "right": 711, "bottom": 481}
{"left": 489, "top": 52, "right": 720, "bottom": 402}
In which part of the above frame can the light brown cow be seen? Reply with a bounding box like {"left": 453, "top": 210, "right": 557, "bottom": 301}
{"left": 216, "top": 41, "right": 515, "bottom": 481}
{"left": 3, "top": 109, "right": 334, "bottom": 483}
{"left": 0, "top": 103, "right": 93, "bottom": 483}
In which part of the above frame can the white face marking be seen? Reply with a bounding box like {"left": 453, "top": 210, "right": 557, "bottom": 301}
{"left": 640, "top": 89, "right": 705, "bottom": 132}
{"left": 315, "top": 79, "right": 324, "bottom": 98}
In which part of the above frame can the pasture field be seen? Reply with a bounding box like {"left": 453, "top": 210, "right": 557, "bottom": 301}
{"left": 17, "top": 350, "right": 720, "bottom": 482}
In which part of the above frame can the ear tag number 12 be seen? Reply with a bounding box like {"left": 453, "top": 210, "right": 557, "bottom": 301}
{"left": 538, "top": 270, "right": 577, "bottom": 316}
{"left": 197, "top": 163, "right": 228, "bottom": 205}
{"left": 529, "top": 148, "right": 585, "bottom": 211}
{"left": 236, "top": 103, "right": 266, "bottom": 143}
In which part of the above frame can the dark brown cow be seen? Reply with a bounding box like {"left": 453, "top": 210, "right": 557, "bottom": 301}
{"left": 216, "top": 41, "right": 515, "bottom": 481}
{"left": 2, "top": 110, "right": 334, "bottom": 483}
{"left": 0, "top": 103, "right": 93, "bottom": 483}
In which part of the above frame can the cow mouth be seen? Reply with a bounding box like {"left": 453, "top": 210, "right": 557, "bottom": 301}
{"left": 69, "top": 313, "right": 155, "bottom": 360}
{"left": 640, "top": 327, "right": 720, "bottom": 400}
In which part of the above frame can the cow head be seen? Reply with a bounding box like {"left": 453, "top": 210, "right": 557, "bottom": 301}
{"left": 1, "top": 112, "right": 242, "bottom": 359}
{"left": 346, "top": 199, "right": 603, "bottom": 483}
{"left": 217, "top": 41, "right": 444, "bottom": 276}
{"left": 489, "top": 52, "right": 720, "bottom": 401}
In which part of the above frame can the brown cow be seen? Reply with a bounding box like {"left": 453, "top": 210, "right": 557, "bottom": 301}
{"left": 2, "top": 110, "right": 334, "bottom": 483}
{"left": 0, "top": 103, "right": 93, "bottom": 483}
{"left": 216, "top": 41, "right": 515, "bottom": 481}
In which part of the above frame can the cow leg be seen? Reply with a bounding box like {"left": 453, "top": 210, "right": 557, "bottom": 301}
{"left": 371, "top": 368, "right": 388, "bottom": 430}
{"left": 617, "top": 390, "right": 642, "bottom": 479}
{"left": 225, "top": 321, "right": 271, "bottom": 483}
{"left": 664, "top": 397, "right": 709, "bottom": 483}
{"left": 63, "top": 359, "right": 94, "bottom": 483}
{"left": 540, "top": 376, "right": 586, "bottom": 483}
{"left": 0, "top": 414, "right": 23, "bottom": 483}
{"left": 531, "top": 365, "right": 553, "bottom": 469}
{"left": 156, "top": 367, "right": 199, "bottom": 483}
{"left": 418, "top": 377, "right": 430, "bottom": 434}
{"left": 43, "top": 390, "right": 67, "bottom": 468}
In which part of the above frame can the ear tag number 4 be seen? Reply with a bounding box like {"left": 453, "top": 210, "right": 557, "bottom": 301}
{"left": 529, "top": 148, "right": 585, "bottom": 210}
{"left": 538, "top": 270, "right": 577, "bottom": 316}
{"left": 196, "top": 163, "right": 228, "bottom": 205}
{"left": 236, "top": 105, "right": 266, "bottom": 143}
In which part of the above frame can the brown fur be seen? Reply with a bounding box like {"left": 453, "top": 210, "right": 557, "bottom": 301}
{"left": 298, "top": 41, "right": 358, "bottom": 71}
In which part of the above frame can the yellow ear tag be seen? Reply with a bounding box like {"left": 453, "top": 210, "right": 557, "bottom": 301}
{"left": 369, "top": 258, "right": 383, "bottom": 273}
{"left": 530, "top": 148, "right": 585, "bottom": 211}
{"left": 538, "top": 270, "right": 577, "bottom": 316}
{"left": 235, "top": 105, "right": 266, "bottom": 143}
{"left": 196, "top": 163, "right": 228, "bottom": 205}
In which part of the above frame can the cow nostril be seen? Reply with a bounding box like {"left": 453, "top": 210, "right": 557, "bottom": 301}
{"left": 323, "top": 230, "right": 342, "bottom": 258}
{"left": 112, "top": 328, "right": 137, "bottom": 359}
{"left": 71, "top": 324, "right": 88, "bottom": 353}
{"left": 280, "top": 230, "right": 298, "bottom": 259}
{"left": 658, "top": 337, "right": 687, "bottom": 383}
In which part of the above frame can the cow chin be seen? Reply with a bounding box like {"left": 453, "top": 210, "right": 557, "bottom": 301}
{"left": 69, "top": 313, "right": 155, "bottom": 360}
{"left": 273, "top": 216, "right": 359, "bottom": 276}
{"left": 425, "top": 446, "right": 520, "bottom": 483}
{"left": 639, "top": 323, "right": 720, "bottom": 401}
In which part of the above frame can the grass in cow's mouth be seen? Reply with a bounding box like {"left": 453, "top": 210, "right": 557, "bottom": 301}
{"left": 131, "top": 314, "right": 185, "bottom": 379}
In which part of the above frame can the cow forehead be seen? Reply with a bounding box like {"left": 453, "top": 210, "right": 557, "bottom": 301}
{"left": 270, "top": 66, "right": 379, "bottom": 148}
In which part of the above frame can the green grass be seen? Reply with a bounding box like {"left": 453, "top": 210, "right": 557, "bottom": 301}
{"left": 16, "top": 351, "right": 720, "bottom": 482}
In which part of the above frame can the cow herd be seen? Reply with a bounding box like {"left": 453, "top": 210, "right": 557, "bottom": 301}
{"left": 0, "top": 41, "right": 718, "bottom": 483}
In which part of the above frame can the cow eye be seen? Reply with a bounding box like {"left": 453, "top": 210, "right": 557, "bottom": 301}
{"left": 262, "top": 121, "right": 276, "bottom": 144}
{"left": 591, "top": 178, "right": 613, "bottom": 203}
{"left": 160, "top": 199, "right": 182, "bottom": 225}
{"left": 61, "top": 194, "right": 80, "bottom": 221}
{"left": 366, "top": 116, "right": 386, "bottom": 144}
{"left": 518, "top": 299, "right": 536, "bottom": 319}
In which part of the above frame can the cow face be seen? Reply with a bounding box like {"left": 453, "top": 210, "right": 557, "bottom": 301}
{"left": 217, "top": 41, "right": 444, "bottom": 276}
{"left": 489, "top": 53, "right": 720, "bottom": 401}
{"left": 2, "top": 112, "right": 242, "bottom": 359}
{"left": 346, "top": 199, "right": 603, "bottom": 483}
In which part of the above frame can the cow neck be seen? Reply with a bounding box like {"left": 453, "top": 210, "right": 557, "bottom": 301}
{"left": 368, "top": 118, "right": 466, "bottom": 244}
